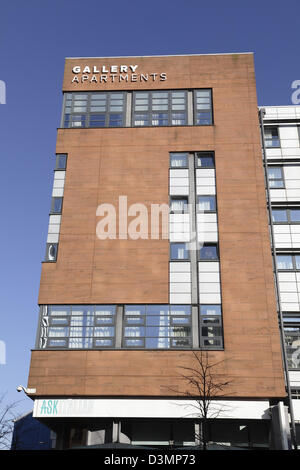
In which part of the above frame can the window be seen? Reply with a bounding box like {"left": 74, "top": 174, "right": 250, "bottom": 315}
{"left": 199, "top": 243, "right": 219, "bottom": 260}
{"left": 197, "top": 196, "right": 216, "bottom": 212}
{"left": 276, "top": 254, "right": 300, "bottom": 270}
{"left": 196, "top": 152, "right": 215, "bottom": 168}
{"left": 45, "top": 243, "right": 58, "bottom": 262}
{"left": 39, "top": 305, "right": 116, "bottom": 349}
{"left": 267, "top": 167, "right": 284, "bottom": 188}
{"left": 55, "top": 154, "right": 67, "bottom": 170}
{"left": 62, "top": 90, "right": 214, "bottom": 129}
{"left": 194, "top": 90, "right": 213, "bottom": 125}
{"left": 123, "top": 305, "right": 192, "bottom": 349}
{"left": 272, "top": 208, "right": 288, "bottom": 223}
{"left": 272, "top": 208, "right": 300, "bottom": 223}
{"left": 170, "top": 197, "right": 188, "bottom": 213}
{"left": 50, "top": 197, "right": 63, "bottom": 214}
{"left": 264, "top": 127, "right": 280, "bottom": 147}
{"left": 199, "top": 305, "right": 223, "bottom": 348}
{"left": 133, "top": 90, "right": 187, "bottom": 127}
{"left": 63, "top": 92, "right": 126, "bottom": 128}
{"left": 170, "top": 242, "right": 189, "bottom": 260}
{"left": 170, "top": 152, "right": 188, "bottom": 168}
{"left": 283, "top": 315, "right": 300, "bottom": 369}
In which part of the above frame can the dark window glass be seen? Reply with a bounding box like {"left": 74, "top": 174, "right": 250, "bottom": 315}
{"left": 267, "top": 167, "right": 284, "bottom": 188}
{"left": 198, "top": 196, "right": 216, "bottom": 212}
{"left": 45, "top": 243, "right": 58, "bottom": 262}
{"left": 133, "top": 90, "right": 187, "bottom": 127}
{"left": 123, "top": 305, "right": 192, "bottom": 349}
{"left": 170, "top": 243, "right": 189, "bottom": 260}
{"left": 277, "top": 254, "right": 293, "bottom": 270}
{"left": 264, "top": 127, "right": 280, "bottom": 147}
{"left": 51, "top": 197, "right": 63, "bottom": 214}
{"left": 194, "top": 90, "right": 212, "bottom": 125}
{"left": 170, "top": 153, "right": 188, "bottom": 168}
{"left": 62, "top": 92, "right": 125, "bottom": 128}
{"left": 170, "top": 197, "right": 188, "bottom": 213}
{"left": 196, "top": 153, "right": 215, "bottom": 168}
{"left": 290, "top": 209, "right": 300, "bottom": 222}
{"left": 272, "top": 209, "right": 288, "bottom": 223}
{"left": 199, "top": 244, "right": 218, "bottom": 260}
{"left": 200, "top": 305, "right": 222, "bottom": 316}
{"left": 55, "top": 154, "right": 67, "bottom": 170}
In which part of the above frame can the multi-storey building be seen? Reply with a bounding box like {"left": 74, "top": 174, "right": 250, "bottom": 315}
{"left": 25, "top": 53, "right": 296, "bottom": 449}
{"left": 261, "top": 105, "right": 300, "bottom": 448}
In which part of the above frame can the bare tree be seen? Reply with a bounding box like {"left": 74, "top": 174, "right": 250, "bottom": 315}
{"left": 174, "top": 351, "right": 233, "bottom": 450}
{"left": 0, "top": 394, "right": 21, "bottom": 450}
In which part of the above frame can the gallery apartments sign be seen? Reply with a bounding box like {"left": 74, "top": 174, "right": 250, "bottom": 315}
{"left": 71, "top": 64, "right": 167, "bottom": 84}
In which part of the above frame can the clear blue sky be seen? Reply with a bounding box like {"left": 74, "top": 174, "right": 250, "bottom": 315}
{"left": 0, "top": 0, "right": 299, "bottom": 417}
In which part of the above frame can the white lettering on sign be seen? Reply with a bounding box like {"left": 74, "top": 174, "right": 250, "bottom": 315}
{"left": 70, "top": 65, "right": 167, "bottom": 84}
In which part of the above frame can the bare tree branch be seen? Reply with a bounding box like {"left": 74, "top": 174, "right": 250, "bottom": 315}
{"left": 0, "top": 393, "right": 22, "bottom": 450}
{"left": 166, "top": 351, "right": 234, "bottom": 450}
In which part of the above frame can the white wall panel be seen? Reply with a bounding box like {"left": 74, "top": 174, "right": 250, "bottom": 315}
{"left": 199, "top": 283, "right": 221, "bottom": 293}
{"left": 274, "top": 233, "right": 292, "bottom": 244}
{"left": 170, "top": 186, "right": 189, "bottom": 196}
{"left": 170, "top": 262, "right": 191, "bottom": 273}
{"left": 280, "top": 293, "right": 299, "bottom": 303}
{"left": 170, "top": 272, "right": 191, "bottom": 283}
{"left": 266, "top": 148, "right": 282, "bottom": 158}
{"left": 49, "top": 215, "right": 61, "bottom": 225}
{"left": 169, "top": 233, "right": 190, "bottom": 242}
{"left": 196, "top": 186, "right": 216, "bottom": 195}
{"left": 279, "top": 126, "right": 299, "bottom": 141}
{"left": 287, "top": 189, "right": 300, "bottom": 200}
{"left": 200, "top": 293, "right": 221, "bottom": 303}
{"left": 196, "top": 169, "right": 215, "bottom": 178}
{"left": 52, "top": 188, "right": 64, "bottom": 197}
{"left": 54, "top": 171, "right": 66, "bottom": 180}
{"left": 48, "top": 224, "right": 60, "bottom": 234}
{"left": 282, "top": 148, "right": 300, "bottom": 157}
{"left": 198, "top": 272, "right": 220, "bottom": 283}
{"left": 198, "top": 232, "right": 218, "bottom": 242}
{"left": 169, "top": 169, "right": 189, "bottom": 178}
{"left": 169, "top": 293, "right": 192, "bottom": 304}
{"left": 280, "top": 140, "right": 300, "bottom": 149}
{"left": 281, "top": 303, "right": 300, "bottom": 311}
{"left": 47, "top": 233, "right": 59, "bottom": 243}
{"left": 279, "top": 282, "right": 297, "bottom": 292}
{"left": 196, "top": 177, "right": 215, "bottom": 187}
{"left": 169, "top": 177, "right": 189, "bottom": 187}
{"left": 284, "top": 167, "right": 300, "bottom": 180}
{"left": 170, "top": 283, "right": 191, "bottom": 293}
{"left": 198, "top": 262, "right": 220, "bottom": 272}
{"left": 53, "top": 179, "right": 65, "bottom": 189}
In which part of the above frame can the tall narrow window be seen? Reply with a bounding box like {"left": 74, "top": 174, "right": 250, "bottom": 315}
{"left": 196, "top": 152, "right": 215, "bottom": 168}
{"left": 194, "top": 90, "right": 213, "bottom": 125}
{"left": 170, "top": 197, "right": 188, "bottom": 213}
{"left": 55, "top": 154, "right": 67, "bottom": 170}
{"left": 199, "top": 243, "right": 219, "bottom": 260}
{"left": 170, "top": 243, "right": 189, "bottom": 260}
{"left": 198, "top": 196, "right": 216, "bottom": 212}
{"left": 45, "top": 243, "right": 58, "bottom": 262}
{"left": 50, "top": 197, "right": 63, "bottom": 214}
{"left": 264, "top": 127, "right": 280, "bottom": 147}
{"left": 267, "top": 167, "right": 284, "bottom": 188}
